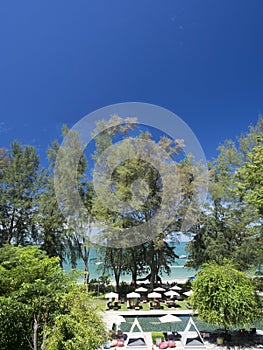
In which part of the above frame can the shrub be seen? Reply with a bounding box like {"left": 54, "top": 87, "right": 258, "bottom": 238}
{"left": 191, "top": 260, "right": 261, "bottom": 331}
{"left": 151, "top": 332, "right": 164, "bottom": 344}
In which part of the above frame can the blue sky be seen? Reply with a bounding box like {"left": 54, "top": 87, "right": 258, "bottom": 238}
{"left": 0, "top": 0, "right": 263, "bottom": 166}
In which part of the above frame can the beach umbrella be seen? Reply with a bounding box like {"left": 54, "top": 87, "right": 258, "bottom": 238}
{"left": 170, "top": 285, "right": 182, "bottom": 291}
{"left": 135, "top": 286, "right": 148, "bottom": 292}
{"left": 127, "top": 292, "right": 141, "bottom": 298}
{"left": 148, "top": 292, "right": 162, "bottom": 299}
{"left": 165, "top": 290, "right": 180, "bottom": 297}
{"left": 159, "top": 314, "right": 182, "bottom": 331}
{"left": 105, "top": 292, "right": 119, "bottom": 299}
{"left": 154, "top": 287, "right": 166, "bottom": 292}
{"left": 159, "top": 314, "right": 182, "bottom": 323}
{"left": 103, "top": 314, "right": 126, "bottom": 329}
{"left": 183, "top": 290, "right": 193, "bottom": 297}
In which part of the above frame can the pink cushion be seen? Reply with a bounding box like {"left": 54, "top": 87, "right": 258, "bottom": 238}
{"left": 117, "top": 339, "right": 124, "bottom": 347}
{"left": 159, "top": 342, "right": 169, "bottom": 349}
{"left": 168, "top": 340, "right": 176, "bottom": 348}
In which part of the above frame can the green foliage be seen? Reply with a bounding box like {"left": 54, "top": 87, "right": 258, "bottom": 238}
{"left": 151, "top": 332, "right": 164, "bottom": 343}
{"left": 0, "top": 245, "right": 106, "bottom": 350}
{"left": 35, "top": 167, "right": 68, "bottom": 262}
{"left": 44, "top": 286, "right": 106, "bottom": 350}
{"left": 0, "top": 298, "right": 31, "bottom": 350}
{"left": 191, "top": 261, "right": 262, "bottom": 330}
{"left": 187, "top": 116, "right": 263, "bottom": 271}
{"left": 92, "top": 116, "right": 203, "bottom": 289}
{"left": 0, "top": 141, "right": 40, "bottom": 246}
{"left": 51, "top": 125, "right": 95, "bottom": 283}
{"left": 0, "top": 245, "right": 73, "bottom": 349}
{"left": 236, "top": 142, "right": 263, "bottom": 215}
{"left": 117, "top": 281, "right": 135, "bottom": 295}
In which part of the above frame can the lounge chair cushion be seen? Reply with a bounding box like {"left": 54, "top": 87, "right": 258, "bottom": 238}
{"left": 168, "top": 340, "right": 176, "bottom": 348}
{"left": 117, "top": 339, "right": 124, "bottom": 347}
{"left": 159, "top": 341, "right": 169, "bottom": 349}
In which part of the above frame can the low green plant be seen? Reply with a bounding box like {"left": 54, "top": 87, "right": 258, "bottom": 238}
{"left": 151, "top": 332, "right": 164, "bottom": 344}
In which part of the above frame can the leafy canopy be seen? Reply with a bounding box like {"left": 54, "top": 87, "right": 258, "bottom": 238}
{"left": 191, "top": 260, "right": 261, "bottom": 330}
{"left": 0, "top": 245, "right": 106, "bottom": 350}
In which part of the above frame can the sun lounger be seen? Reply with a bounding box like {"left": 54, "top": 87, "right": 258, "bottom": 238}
{"left": 113, "top": 301, "right": 119, "bottom": 310}
{"left": 163, "top": 331, "right": 182, "bottom": 341}
{"left": 126, "top": 300, "right": 132, "bottom": 309}
{"left": 149, "top": 301, "right": 154, "bottom": 310}
{"left": 134, "top": 302, "right": 140, "bottom": 310}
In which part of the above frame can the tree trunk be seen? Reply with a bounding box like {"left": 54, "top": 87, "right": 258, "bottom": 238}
{"left": 131, "top": 269, "right": 137, "bottom": 287}
{"left": 115, "top": 271, "right": 121, "bottom": 292}
{"left": 78, "top": 240, "right": 90, "bottom": 286}
{"left": 41, "top": 313, "right": 48, "bottom": 350}
{"left": 83, "top": 255, "right": 90, "bottom": 285}
{"left": 83, "top": 242, "right": 90, "bottom": 285}
{"left": 33, "top": 313, "right": 38, "bottom": 350}
{"left": 148, "top": 242, "right": 156, "bottom": 289}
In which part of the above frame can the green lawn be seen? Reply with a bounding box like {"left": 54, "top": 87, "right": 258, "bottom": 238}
{"left": 93, "top": 294, "right": 190, "bottom": 312}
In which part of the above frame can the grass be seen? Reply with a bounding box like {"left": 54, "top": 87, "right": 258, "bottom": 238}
{"left": 93, "top": 294, "right": 107, "bottom": 310}
{"left": 93, "top": 293, "right": 191, "bottom": 312}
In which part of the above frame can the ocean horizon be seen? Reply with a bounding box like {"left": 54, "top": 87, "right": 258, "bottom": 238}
{"left": 63, "top": 241, "right": 197, "bottom": 283}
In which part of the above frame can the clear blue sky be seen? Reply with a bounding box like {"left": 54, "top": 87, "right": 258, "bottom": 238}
{"left": 0, "top": 0, "right": 263, "bottom": 166}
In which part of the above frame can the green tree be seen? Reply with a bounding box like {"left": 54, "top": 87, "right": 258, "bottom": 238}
{"left": 98, "top": 246, "right": 124, "bottom": 292}
{"left": 122, "top": 245, "right": 148, "bottom": 287}
{"left": 91, "top": 116, "right": 205, "bottom": 289}
{"left": 0, "top": 298, "right": 31, "bottom": 350}
{"left": 191, "top": 260, "right": 261, "bottom": 331}
{"left": 50, "top": 126, "right": 95, "bottom": 284}
{"left": 186, "top": 153, "right": 255, "bottom": 270}
{"left": 187, "top": 117, "right": 263, "bottom": 271}
{"left": 0, "top": 148, "right": 9, "bottom": 179}
{"left": 142, "top": 236, "right": 179, "bottom": 288}
{"left": 235, "top": 141, "right": 263, "bottom": 271}
{"left": 35, "top": 167, "right": 67, "bottom": 263}
{"left": 0, "top": 141, "right": 40, "bottom": 246}
{"left": 236, "top": 141, "right": 263, "bottom": 216}
{"left": 0, "top": 246, "right": 61, "bottom": 349}
{"left": 0, "top": 245, "right": 76, "bottom": 350}
{"left": 44, "top": 286, "right": 106, "bottom": 350}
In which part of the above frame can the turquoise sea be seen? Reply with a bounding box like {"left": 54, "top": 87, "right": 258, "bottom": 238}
{"left": 63, "top": 242, "right": 197, "bottom": 283}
